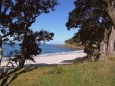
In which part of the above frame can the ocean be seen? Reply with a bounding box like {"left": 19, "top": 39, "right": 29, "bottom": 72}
{"left": 2, "top": 44, "right": 81, "bottom": 57}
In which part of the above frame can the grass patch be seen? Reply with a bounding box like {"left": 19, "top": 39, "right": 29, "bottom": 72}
{"left": 0, "top": 58, "right": 115, "bottom": 86}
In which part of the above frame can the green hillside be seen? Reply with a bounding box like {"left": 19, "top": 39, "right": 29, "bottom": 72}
{"left": 65, "top": 37, "right": 83, "bottom": 49}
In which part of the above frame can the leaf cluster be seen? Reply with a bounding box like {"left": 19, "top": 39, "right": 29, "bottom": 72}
{"left": 0, "top": 0, "right": 58, "bottom": 42}
{"left": 0, "top": 0, "right": 58, "bottom": 64}
{"left": 66, "top": 0, "right": 114, "bottom": 59}
{"left": 20, "top": 30, "right": 54, "bottom": 60}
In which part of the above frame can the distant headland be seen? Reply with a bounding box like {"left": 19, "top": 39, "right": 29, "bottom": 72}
{"left": 64, "top": 37, "right": 84, "bottom": 49}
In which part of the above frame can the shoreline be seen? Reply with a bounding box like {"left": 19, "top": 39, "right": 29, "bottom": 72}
{"left": 38, "top": 50, "right": 84, "bottom": 57}
{"left": 2, "top": 50, "right": 84, "bottom": 60}
{"left": 1, "top": 50, "right": 87, "bottom": 67}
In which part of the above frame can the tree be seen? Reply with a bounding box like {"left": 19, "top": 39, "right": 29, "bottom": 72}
{"left": 0, "top": 0, "right": 58, "bottom": 65}
{"left": 18, "top": 30, "right": 54, "bottom": 68}
{"left": 66, "top": 0, "right": 115, "bottom": 61}
{"left": 0, "top": 0, "right": 58, "bottom": 83}
{"left": 8, "top": 0, "right": 58, "bottom": 68}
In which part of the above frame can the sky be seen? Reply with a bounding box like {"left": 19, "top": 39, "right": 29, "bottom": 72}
{"left": 31, "top": 0, "right": 78, "bottom": 44}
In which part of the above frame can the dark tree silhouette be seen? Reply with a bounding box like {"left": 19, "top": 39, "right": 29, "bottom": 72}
{"left": 18, "top": 30, "right": 54, "bottom": 68}
{"left": 66, "top": 0, "right": 115, "bottom": 61}
{"left": 0, "top": 0, "right": 58, "bottom": 66}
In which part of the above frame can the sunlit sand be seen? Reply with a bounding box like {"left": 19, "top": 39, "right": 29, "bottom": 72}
{"left": 1, "top": 50, "right": 86, "bottom": 67}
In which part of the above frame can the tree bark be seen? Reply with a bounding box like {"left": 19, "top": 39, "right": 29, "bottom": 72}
{"left": 100, "top": 1, "right": 115, "bottom": 59}
{"left": 18, "top": 56, "right": 25, "bottom": 69}
{"left": 0, "top": 36, "right": 3, "bottom": 66}
{"left": 107, "top": 1, "right": 115, "bottom": 27}
{"left": 18, "top": 33, "right": 27, "bottom": 69}
{"left": 100, "top": 27, "right": 111, "bottom": 58}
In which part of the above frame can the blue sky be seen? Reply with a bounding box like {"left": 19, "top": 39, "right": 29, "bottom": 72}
{"left": 31, "top": 0, "right": 78, "bottom": 44}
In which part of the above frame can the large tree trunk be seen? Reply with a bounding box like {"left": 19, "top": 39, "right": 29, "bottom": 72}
{"left": 108, "top": 1, "right": 115, "bottom": 27}
{"left": 107, "top": 26, "right": 115, "bottom": 57}
{"left": 100, "top": 28, "right": 111, "bottom": 59}
{"left": 100, "top": 41, "right": 107, "bottom": 58}
{"left": 0, "top": 36, "right": 2, "bottom": 66}
{"left": 100, "top": 1, "right": 115, "bottom": 59}
{"left": 106, "top": 2, "right": 115, "bottom": 57}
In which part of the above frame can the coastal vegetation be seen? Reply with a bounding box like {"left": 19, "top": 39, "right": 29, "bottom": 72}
{"left": 66, "top": 0, "right": 115, "bottom": 61}
{"left": 0, "top": 0, "right": 58, "bottom": 84}
{"left": 1, "top": 0, "right": 58, "bottom": 65}
{"left": 0, "top": 0, "right": 115, "bottom": 86}
{"left": 0, "top": 0, "right": 58, "bottom": 68}
{"left": 0, "top": 57, "right": 115, "bottom": 86}
{"left": 64, "top": 37, "right": 84, "bottom": 49}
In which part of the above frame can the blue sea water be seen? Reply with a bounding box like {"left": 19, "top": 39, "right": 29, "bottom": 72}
{"left": 2, "top": 44, "right": 81, "bottom": 57}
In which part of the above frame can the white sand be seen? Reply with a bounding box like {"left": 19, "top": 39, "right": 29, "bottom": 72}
{"left": 1, "top": 50, "right": 87, "bottom": 67}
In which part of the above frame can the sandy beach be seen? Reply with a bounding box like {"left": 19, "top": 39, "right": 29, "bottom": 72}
{"left": 1, "top": 50, "right": 87, "bottom": 67}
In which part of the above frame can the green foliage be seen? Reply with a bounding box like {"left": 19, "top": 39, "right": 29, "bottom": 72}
{"left": 0, "top": 0, "right": 58, "bottom": 46}
{"left": 65, "top": 37, "right": 75, "bottom": 44}
{"left": 0, "top": 0, "right": 58, "bottom": 68}
{"left": 20, "top": 30, "right": 54, "bottom": 60}
{"left": 66, "top": 0, "right": 115, "bottom": 60}
{"left": 65, "top": 37, "right": 82, "bottom": 48}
